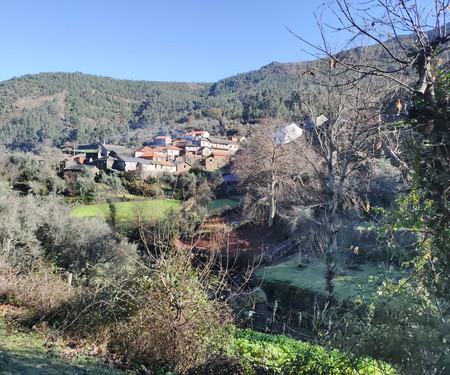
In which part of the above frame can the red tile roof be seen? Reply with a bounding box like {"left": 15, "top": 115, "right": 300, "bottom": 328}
{"left": 152, "top": 147, "right": 167, "bottom": 152}
{"left": 135, "top": 146, "right": 153, "bottom": 152}
{"left": 155, "top": 135, "right": 170, "bottom": 139}
{"left": 167, "top": 145, "right": 183, "bottom": 150}
{"left": 139, "top": 152, "right": 166, "bottom": 159}
{"left": 212, "top": 151, "right": 229, "bottom": 157}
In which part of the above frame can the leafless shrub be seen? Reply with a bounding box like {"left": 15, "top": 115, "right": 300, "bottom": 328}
{"left": 110, "top": 248, "right": 233, "bottom": 373}
{"left": 0, "top": 258, "right": 77, "bottom": 321}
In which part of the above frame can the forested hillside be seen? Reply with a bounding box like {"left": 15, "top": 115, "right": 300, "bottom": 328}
{"left": 1, "top": 31, "right": 426, "bottom": 153}
{"left": 0, "top": 64, "right": 319, "bottom": 151}
{"left": 0, "top": 73, "right": 209, "bottom": 150}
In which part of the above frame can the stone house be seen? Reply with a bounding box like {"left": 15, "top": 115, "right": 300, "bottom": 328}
{"left": 197, "top": 146, "right": 213, "bottom": 157}
{"left": 101, "top": 144, "right": 128, "bottom": 158}
{"left": 154, "top": 135, "right": 172, "bottom": 146}
{"left": 204, "top": 151, "right": 230, "bottom": 171}
{"left": 115, "top": 157, "right": 141, "bottom": 171}
{"left": 134, "top": 146, "right": 153, "bottom": 157}
{"left": 200, "top": 138, "right": 213, "bottom": 148}
{"left": 89, "top": 155, "right": 116, "bottom": 171}
{"left": 209, "top": 137, "right": 239, "bottom": 154}
{"left": 159, "top": 160, "right": 176, "bottom": 173}
{"left": 173, "top": 161, "right": 191, "bottom": 175}
{"left": 185, "top": 143, "right": 200, "bottom": 154}
{"left": 139, "top": 152, "right": 167, "bottom": 162}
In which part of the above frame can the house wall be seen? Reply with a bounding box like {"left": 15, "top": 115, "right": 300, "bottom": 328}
{"left": 205, "top": 157, "right": 220, "bottom": 171}
{"left": 175, "top": 163, "right": 191, "bottom": 175}
{"left": 155, "top": 136, "right": 172, "bottom": 146}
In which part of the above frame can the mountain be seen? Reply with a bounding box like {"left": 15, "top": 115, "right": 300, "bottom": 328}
{"left": 0, "top": 65, "right": 315, "bottom": 151}
{"left": 1, "top": 25, "right": 431, "bottom": 152}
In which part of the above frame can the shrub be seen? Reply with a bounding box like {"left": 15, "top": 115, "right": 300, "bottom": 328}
{"left": 232, "top": 329, "right": 398, "bottom": 375}
{"left": 0, "top": 258, "right": 78, "bottom": 323}
{"left": 110, "top": 249, "right": 233, "bottom": 373}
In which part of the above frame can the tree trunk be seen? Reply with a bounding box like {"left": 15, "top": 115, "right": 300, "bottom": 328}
{"left": 417, "top": 51, "right": 435, "bottom": 104}
{"left": 268, "top": 173, "right": 276, "bottom": 228}
{"left": 325, "top": 218, "right": 337, "bottom": 304}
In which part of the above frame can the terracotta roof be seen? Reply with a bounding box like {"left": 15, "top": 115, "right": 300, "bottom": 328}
{"left": 160, "top": 160, "right": 175, "bottom": 166}
{"left": 212, "top": 151, "right": 229, "bottom": 157}
{"left": 139, "top": 152, "right": 166, "bottom": 159}
{"left": 155, "top": 135, "right": 170, "bottom": 139}
{"left": 187, "top": 130, "right": 207, "bottom": 135}
{"left": 152, "top": 147, "right": 167, "bottom": 152}
{"left": 135, "top": 146, "right": 153, "bottom": 152}
{"left": 167, "top": 145, "right": 183, "bottom": 150}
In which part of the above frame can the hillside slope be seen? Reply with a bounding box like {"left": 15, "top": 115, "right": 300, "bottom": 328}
{"left": 0, "top": 29, "right": 425, "bottom": 151}
{"left": 0, "top": 307, "right": 125, "bottom": 375}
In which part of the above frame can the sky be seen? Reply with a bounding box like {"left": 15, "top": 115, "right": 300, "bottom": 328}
{"left": 0, "top": 0, "right": 332, "bottom": 83}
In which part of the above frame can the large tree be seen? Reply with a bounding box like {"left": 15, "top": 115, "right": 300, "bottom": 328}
{"left": 233, "top": 119, "right": 317, "bottom": 228}
{"left": 291, "top": 0, "right": 449, "bottom": 101}
{"left": 292, "top": 1, "right": 450, "bottom": 372}
{"left": 298, "top": 67, "right": 390, "bottom": 303}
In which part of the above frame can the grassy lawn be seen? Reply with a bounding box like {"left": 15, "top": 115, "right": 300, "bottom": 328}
{"left": 257, "top": 258, "right": 407, "bottom": 301}
{"left": 208, "top": 195, "right": 242, "bottom": 211}
{"left": 71, "top": 199, "right": 181, "bottom": 224}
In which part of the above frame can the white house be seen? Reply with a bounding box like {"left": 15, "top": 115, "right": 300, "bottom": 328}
{"left": 272, "top": 123, "right": 303, "bottom": 145}
{"left": 184, "top": 130, "right": 210, "bottom": 141}
{"left": 209, "top": 137, "right": 239, "bottom": 154}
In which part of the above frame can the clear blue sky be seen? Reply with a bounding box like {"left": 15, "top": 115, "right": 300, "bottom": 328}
{"left": 1, "top": 0, "right": 330, "bottom": 83}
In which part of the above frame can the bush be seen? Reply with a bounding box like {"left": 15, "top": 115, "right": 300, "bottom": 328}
{"left": 0, "top": 259, "right": 77, "bottom": 319}
{"left": 127, "top": 179, "right": 162, "bottom": 197}
{"left": 0, "top": 181, "right": 136, "bottom": 278}
{"left": 232, "top": 329, "right": 398, "bottom": 375}
{"left": 110, "top": 249, "right": 233, "bottom": 373}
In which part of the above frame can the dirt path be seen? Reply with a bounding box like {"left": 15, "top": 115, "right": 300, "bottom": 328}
{"left": 191, "top": 217, "right": 285, "bottom": 256}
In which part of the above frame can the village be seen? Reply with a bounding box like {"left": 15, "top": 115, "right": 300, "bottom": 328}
{"left": 60, "top": 119, "right": 320, "bottom": 179}
{"left": 61, "top": 130, "right": 246, "bottom": 178}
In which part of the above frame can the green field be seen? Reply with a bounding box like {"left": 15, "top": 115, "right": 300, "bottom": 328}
{"left": 71, "top": 199, "right": 181, "bottom": 223}
{"left": 257, "top": 258, "right": 406, "bottom": 301}
{"left": 207, "top": 195, "right": 242, "bottom": 211}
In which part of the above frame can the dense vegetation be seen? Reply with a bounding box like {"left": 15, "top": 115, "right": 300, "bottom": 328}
{"left": 0, "top": 59, "right": 371, "bottom": 151}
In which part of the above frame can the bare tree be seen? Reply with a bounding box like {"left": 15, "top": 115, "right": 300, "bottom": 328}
{"left": 233, "top": 119, "right": 317, "bottom": 228}
{"left": 297, "top": 68, "right": 391, "bottom": 303}
{"left": 289, "top": 0, "right": 450, "bottom": 103}
{"left": 289, "top": 3, "right": 450, "bottom": 372}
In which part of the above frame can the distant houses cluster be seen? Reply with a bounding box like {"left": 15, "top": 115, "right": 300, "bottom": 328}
{"left": 61, "top": 116, "right": 328, "bottom": 177}
{"left": 62, "top": 131, "right": 244, "bottom": 178}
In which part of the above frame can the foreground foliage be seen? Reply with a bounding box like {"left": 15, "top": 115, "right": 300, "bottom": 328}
{"left": 231, "top": 329, "right": 397, "bottom": 375}
{"left": 0, "top": 308, "right": 126, "bottom": 375}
